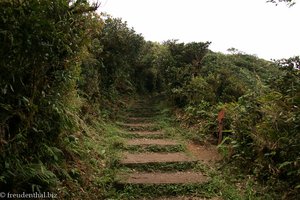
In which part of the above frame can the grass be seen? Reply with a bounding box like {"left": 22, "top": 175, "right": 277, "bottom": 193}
{"left": 56, "top": 118, "right": 125, "bottom": 199}
{"left": 107, "top": 99, "right": 220, "bottom": 199}
{"left": 115, "top": 182, "right": 215, "bottom": 200}
{"left": 119, "top": 132, "right": 166, "bottom": 139}
{"left": 58, "top": 95, "right": 279, "bottom": 199}
{"left": 126, "top": 127, "right": 162, "bottom": 131}
{"left": 120, "top": 117, "right": 155, "bottom": 123}
{"left": 118, "top": 161, "right": 201, "bottom": 172}
{"left": 112, "top": 163, "right": 273, "bottom": 200}
{"left": 117, "top": 97, "right": 276, "bottom": 200}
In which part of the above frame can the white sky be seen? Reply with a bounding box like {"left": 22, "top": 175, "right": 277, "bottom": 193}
{"left": 97, "top": 0, "right": 300, "bottom": 60}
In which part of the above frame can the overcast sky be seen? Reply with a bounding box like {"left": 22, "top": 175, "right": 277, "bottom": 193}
{"left": 98, "top": 0, "right": 300, "bottom": 60}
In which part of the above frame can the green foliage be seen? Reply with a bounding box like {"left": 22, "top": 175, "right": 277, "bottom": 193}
{"left": 140, "top": 40, "right": 211, "bottom": 106}
{"left": 0, "top": 0, "right": 299, "bottom": 198}
{"left": 145, "top": 39, "right": 299, "bottom": 196}
{"left": 0, "top": 0, "right": 97, "bottom": 192}
{"left": 99, "top": 15, "right": 145, "bottom": 94}
{"left": 166, "top": 50, "right": 300, "bottom": 197}
{"left": 223, "top": 88, "right": 300, "bottom": 191}
{"left": 134, "top": 41, "right": 167, "bottom": 93}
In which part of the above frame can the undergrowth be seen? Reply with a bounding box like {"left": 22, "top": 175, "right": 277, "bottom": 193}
{"left": 55, "top": 116, "right": 124, "bottom": 199}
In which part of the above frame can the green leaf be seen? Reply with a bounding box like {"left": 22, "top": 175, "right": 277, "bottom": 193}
{"left": 279, "top": 161, "right": 292, "bottom": 169}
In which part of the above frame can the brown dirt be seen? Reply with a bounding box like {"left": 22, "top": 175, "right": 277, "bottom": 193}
{"left": 187, "top": 142, "right": 222, "bottom": 165}
{"left": 120, "top": 152, "right": 197, "bottom": 164}
{"left": 119, "top": 171, "right": 208, "bottom": 184}
{"left": 126, "top": 138, "right": 178, "bottom": 146}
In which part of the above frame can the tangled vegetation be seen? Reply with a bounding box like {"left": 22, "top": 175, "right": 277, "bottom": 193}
{"left": 0, "top": 0, "right": 299, "bottom": 199}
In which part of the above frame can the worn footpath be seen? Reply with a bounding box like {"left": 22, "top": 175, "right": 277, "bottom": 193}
{"left": 114, "top": 96, "right": 222, "bottom": 200}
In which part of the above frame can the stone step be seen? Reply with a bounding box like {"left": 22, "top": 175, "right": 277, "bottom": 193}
{"left": 125, "top": 117, "right": 153, "bottom": 123}
{"left": 127, "top": 130, "right": 164, "bottom": 136}
{"left": 127, "top": 107, "right": 159, "bottom": 112}
{"left": 122, "top": 131, "right": 166, "bottom": 139}
{"left": 118, "top": 171, "right": 209, "bottom": 184}
{"left": 128, "top": 111, "right": 159, "bottom": 115}
{"left": 120, "top": 152, "right": 197, "bottom": 165}
{"left": 120, "top": 123, "right": 159, "bottom": 131}
{"left": 128, "top": 113, "right": 157, "bottom": 117}
{"left": 125, "top": 138, "right": 179, "bottom": 146}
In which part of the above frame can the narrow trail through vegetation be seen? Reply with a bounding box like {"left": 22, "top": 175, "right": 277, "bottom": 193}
{"left": 111, "top": 96, "right": 224, "bottom": 199}
{"left": 1, "top": 1, "right": 299, "bottom": 198}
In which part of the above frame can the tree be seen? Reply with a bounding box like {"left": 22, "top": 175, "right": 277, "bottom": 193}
{"left": 267, "top": 0, "right": 296, "bottom": 6}
{"left": 0, "top": 0, "right": 97, "bottom": 192}
{"left": 98, "top": 15, "right": 145, "bottom": 94}
{"left": 274, "top": 56, "right": 300, "bottom": 70}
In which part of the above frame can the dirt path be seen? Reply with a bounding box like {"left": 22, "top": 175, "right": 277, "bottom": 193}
{"left": 115, "top": 96, "right": 222, "bottom": 199}
{"left": 125, "top": 138, "right": 178, "bottom": 146}
{"left": 120, "top": 152, "right": 198, "bottom": 164}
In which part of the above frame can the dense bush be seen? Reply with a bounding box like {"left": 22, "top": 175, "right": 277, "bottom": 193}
{"left": 0, "top": 1, "right": 298, "bottom": 197}
{"left": 0, "top": 0, "right": 97, "bottom": 192}
{"left": 154, "top": 47, "right": 300, "bottom": 196}
{"left": 98, "top": 15, "right": 145, "bottom": 95}
{"left": 0, "top": 1, "right": 150, "bottom": 192}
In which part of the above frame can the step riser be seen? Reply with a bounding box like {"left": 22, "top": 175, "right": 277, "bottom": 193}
{"left": 127, "top": 113, "right": 160, "bottom": 117}
{"left": 121, "top": 130, "right": 175, "bottom": 139}
{"left": 127, "top": 108, "right": 160, "bottom": 112}
{"left": 128, "top": 114, "right": 158, "bottom": 117}
{"left": 118, "top": 172, "right": 208, "bottom": 184}
{"left": 119, "top": 161, "right": 199, "bottom": 172}
{"left": 114, "top": 183, "right": 212, "bottom": 199}
{"left": 121, "top": 133, "right": 166, "bottom": 139}
{"left": 124, "top": 118, "right": 154, "bottom": 123}
{"left": 118, "top": 123, "right": 160, "bottom": 131}
{"left": 124, "top": 127, "right": 160, "bottom": 131}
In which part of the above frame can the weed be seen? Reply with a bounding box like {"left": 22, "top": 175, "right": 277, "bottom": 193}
{"left": 119, "top": 161, "right": 200, "bottom": 172}
{"left": 115, "top": 182, "right": 213, "bottom": 199}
